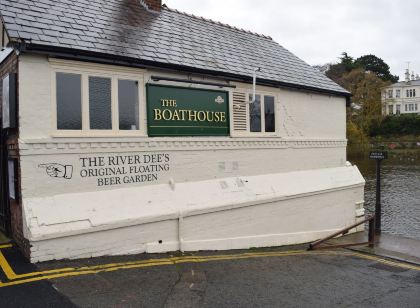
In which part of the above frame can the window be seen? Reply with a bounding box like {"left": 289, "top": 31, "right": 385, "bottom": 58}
{"left": 118, "top": 80, "right": 139, "bottom": 130}
{"left": 89, "top": 76, "right": 112, "bottom": 130}
{"left": 396, "top": 89, "right": 401, "bottom": 98}
{"left": 416, "top": 104, "right": 418, "bottom": 111}
{"left": 405, "top": 104, "right": 408, "bottom": 112}
{"left": 54, "top": 66, "right": 142, "bottom": 134}
{"left": 264, "top": 96, "right": 275, "bottom": 132}
{"left": 406, "top": 89, "right": 415, "bottom": 98}
{"left": 387, "top": 89, "right": 393, "bottom": 98}
{"left": 249, "top": 94, "right": 276, "bottom": 133}
{"left": 249, "top": 94, "right": 261, "bottom": 132}
{"left": 396, "top": 105, "right": 401, "bottom": 115}
{"left": 7, "top": 159, "right": 18, "bottom": 200}
{"left": 408, "top": 104, "right": 415, "bottom": 111}
{"left": 388, "top": 105, "right": 393, "bottom": 115}
{"left": 56, "top": 73, "right": 82, "bottom": 130}
{"left": 2, "top": 75, "right": 10, "bottom": 128}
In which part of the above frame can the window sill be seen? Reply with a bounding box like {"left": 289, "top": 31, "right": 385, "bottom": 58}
{"left": 52, "top": 131, "right": 148, "bottom": 138}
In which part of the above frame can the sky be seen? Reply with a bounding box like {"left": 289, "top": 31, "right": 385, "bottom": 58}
{"left": 164, "top": 0, "right": 420, "bottom": 81}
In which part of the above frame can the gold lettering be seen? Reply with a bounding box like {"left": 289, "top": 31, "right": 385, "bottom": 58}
{"left": 154, "top": 109, "right": 162, "bottom": 120}
{"left": 162, "top": 109, "right": 173, "bottom": 120}
{"left": 197, "top": 111, "right": 206, "bottom": 122}
{"left": 154, "top": 106, "right": 227, "bottom": 124}
{"left": 188, "top": 110, "right": 198, "bottom": 121}
{"left": 172, "top": 109, "right": 180, "bottom": 121}
{"left": 206, "top": 111, "right": 214, "bottom": 122}
{"left": 160, "top": 99, "right": 177, "bottom": 107}
{"left": 180, "top": 110, "right": 187, "bottom": 121}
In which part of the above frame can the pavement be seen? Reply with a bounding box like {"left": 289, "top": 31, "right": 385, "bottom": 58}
{"left": 328, "top": 232, "right": 420, "bottom": 265}
{"left": 0, "top": 234, "right": 419, "bottom": 308}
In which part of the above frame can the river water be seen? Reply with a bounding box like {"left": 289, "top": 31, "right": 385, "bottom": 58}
{"left": 348, "top": 154, "right": 420, "bottom": 240}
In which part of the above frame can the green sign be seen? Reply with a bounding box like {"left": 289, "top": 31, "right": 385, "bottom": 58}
{"left": 147, "top": 84, "right": 229, "bottom": 136}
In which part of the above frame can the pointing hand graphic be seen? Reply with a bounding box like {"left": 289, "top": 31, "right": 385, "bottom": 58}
{"left": 39, "top": 163, "right": 73, "bottom": 179}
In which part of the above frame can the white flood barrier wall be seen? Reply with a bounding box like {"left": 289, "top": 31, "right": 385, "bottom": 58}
{"left": 17, "top": 55, "right": 365, "bottom": 262}
{"left": 23, "top": 166, "right": 364, "bottom": 262}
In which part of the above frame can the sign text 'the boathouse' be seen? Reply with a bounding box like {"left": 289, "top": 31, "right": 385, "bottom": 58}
{"left": 147, "top": 85, "right": 229, "bottom": 136}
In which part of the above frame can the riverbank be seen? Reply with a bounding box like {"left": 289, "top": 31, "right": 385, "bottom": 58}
{"left": 348, "top": 135, "right": 420, "bottom": 158}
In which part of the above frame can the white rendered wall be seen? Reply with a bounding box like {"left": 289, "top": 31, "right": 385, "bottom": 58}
{"left": 18, "top": 55, "right": 348, "bottom": 198}
{"left": 17, "top": 54, "right": 364, "bottom": 262}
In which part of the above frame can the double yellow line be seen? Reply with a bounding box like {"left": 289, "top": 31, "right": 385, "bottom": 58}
{"left": 0, "top": 244, "right": 419, "bottom": 288}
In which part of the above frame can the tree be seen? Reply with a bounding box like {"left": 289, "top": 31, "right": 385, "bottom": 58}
{"left": 354, "top": 54, "right": 399, "bottom": 83}
{"left": 326, "top": 52, "right": 399, "bottom": 85}
{"left": 341, "top": 68, "right": 391, "bottom": 135}
{"left": 339, "top": 52, "right": 356, "bottom": 72}
{"left": 326, "top": 52, "right": 356, "bottom": 86}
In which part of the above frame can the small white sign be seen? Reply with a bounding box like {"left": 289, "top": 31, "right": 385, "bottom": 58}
{"left": 8, "top": 160, "right": 15, "bottom": 199}
{"left": 2, "top": 75, "right": 10, "bottom": 128}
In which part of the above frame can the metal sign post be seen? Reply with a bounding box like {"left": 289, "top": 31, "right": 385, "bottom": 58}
{"left": 369, "top": 151, "right": 388, "bottom": 234}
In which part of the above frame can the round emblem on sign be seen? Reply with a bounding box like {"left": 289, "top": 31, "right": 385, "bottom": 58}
{"left": 215, "top": 96, "right": 225, "bottom": 104}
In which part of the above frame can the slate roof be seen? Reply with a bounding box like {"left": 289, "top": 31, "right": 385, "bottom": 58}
{"left": 0, "top": 0, "right": 349, "bottom": 95}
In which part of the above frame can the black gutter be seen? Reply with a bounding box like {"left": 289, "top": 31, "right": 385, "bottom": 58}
{"left": 151, "top": 75, "right": 236, "bottom": 88}
{"left": 18, "top": 42, "right": 351, "bottom": 102}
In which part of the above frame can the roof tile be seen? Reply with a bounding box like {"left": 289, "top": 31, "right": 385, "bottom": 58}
{"left": 0, "top": 0, "right": 348, "bottom": 94}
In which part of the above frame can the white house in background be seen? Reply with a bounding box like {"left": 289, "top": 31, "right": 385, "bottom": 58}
{"left": 382, "top": 69, "right": 420, "bottom": 115}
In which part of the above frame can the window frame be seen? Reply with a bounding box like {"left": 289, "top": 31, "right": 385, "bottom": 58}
{"left": 408, "top": 104, "right": 414, "bottom": 111}
{"left": 51, "top": 60, "right": 146, "bottom": 137}
{"left": 246, "top": 91, "right": 278, "bottom": 136}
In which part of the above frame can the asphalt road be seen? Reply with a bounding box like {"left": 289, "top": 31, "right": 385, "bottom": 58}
{"left": 1, "top": 246, "right": 419, "bottom": 308}
{"left": 0, "top": 247, "right": 75, "bottom": 307}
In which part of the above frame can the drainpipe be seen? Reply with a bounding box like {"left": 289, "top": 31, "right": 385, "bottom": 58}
{"left": 252, "top": 68, "right": 261, "bottom": 103}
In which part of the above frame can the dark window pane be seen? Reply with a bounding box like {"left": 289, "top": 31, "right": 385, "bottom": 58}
{"left": 264, "top": 96, "right": 275, "bottom": 132}
{"left": 89, "top": 76, "right": 112, "bottom": 130}
{"left": 249, "top": 94, "right": 261, "bottom": 132}
{"left": 56, "top": 73, "right": 82, "bottom": 130}
{"left": 118, "top": 80, "right": 139, "bottom": 130}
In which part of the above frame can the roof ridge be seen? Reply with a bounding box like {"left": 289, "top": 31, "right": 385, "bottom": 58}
{"left": 162, "top": 4, "right": 272, "bottom": 40}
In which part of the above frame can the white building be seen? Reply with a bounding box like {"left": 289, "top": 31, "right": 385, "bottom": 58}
{"left": 0, "top": 0, "right": 365, "bottom": 262}
{"left": 382, "top": 69, "right": 420, "bottom": 115}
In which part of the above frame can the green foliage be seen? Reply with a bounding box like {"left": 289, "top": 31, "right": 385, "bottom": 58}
{"left": 324, "top": 52, "right": 403, "bottom": 148}
{"left": 340, "top": 68, "right": 390, "bottom": 137}
{"left": 347, "top": 119, "right": 369, "bottom": 152}
{"left": 339, "top": 52, "right": 356, "bottom": 72}
{"left": 326, "top": 52, "right": 399, "bottom": 84}
{"left": 370, "top": 114, "right": 420, "bottom": 136}
{"left": 326, "top": 63, "right": 346, "bottom": 85}
{"left": 354, "top": 54, "right": 399, "bottom": 83}
{"left": 326, "top": 52, "right": 356, "bottom": 85}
